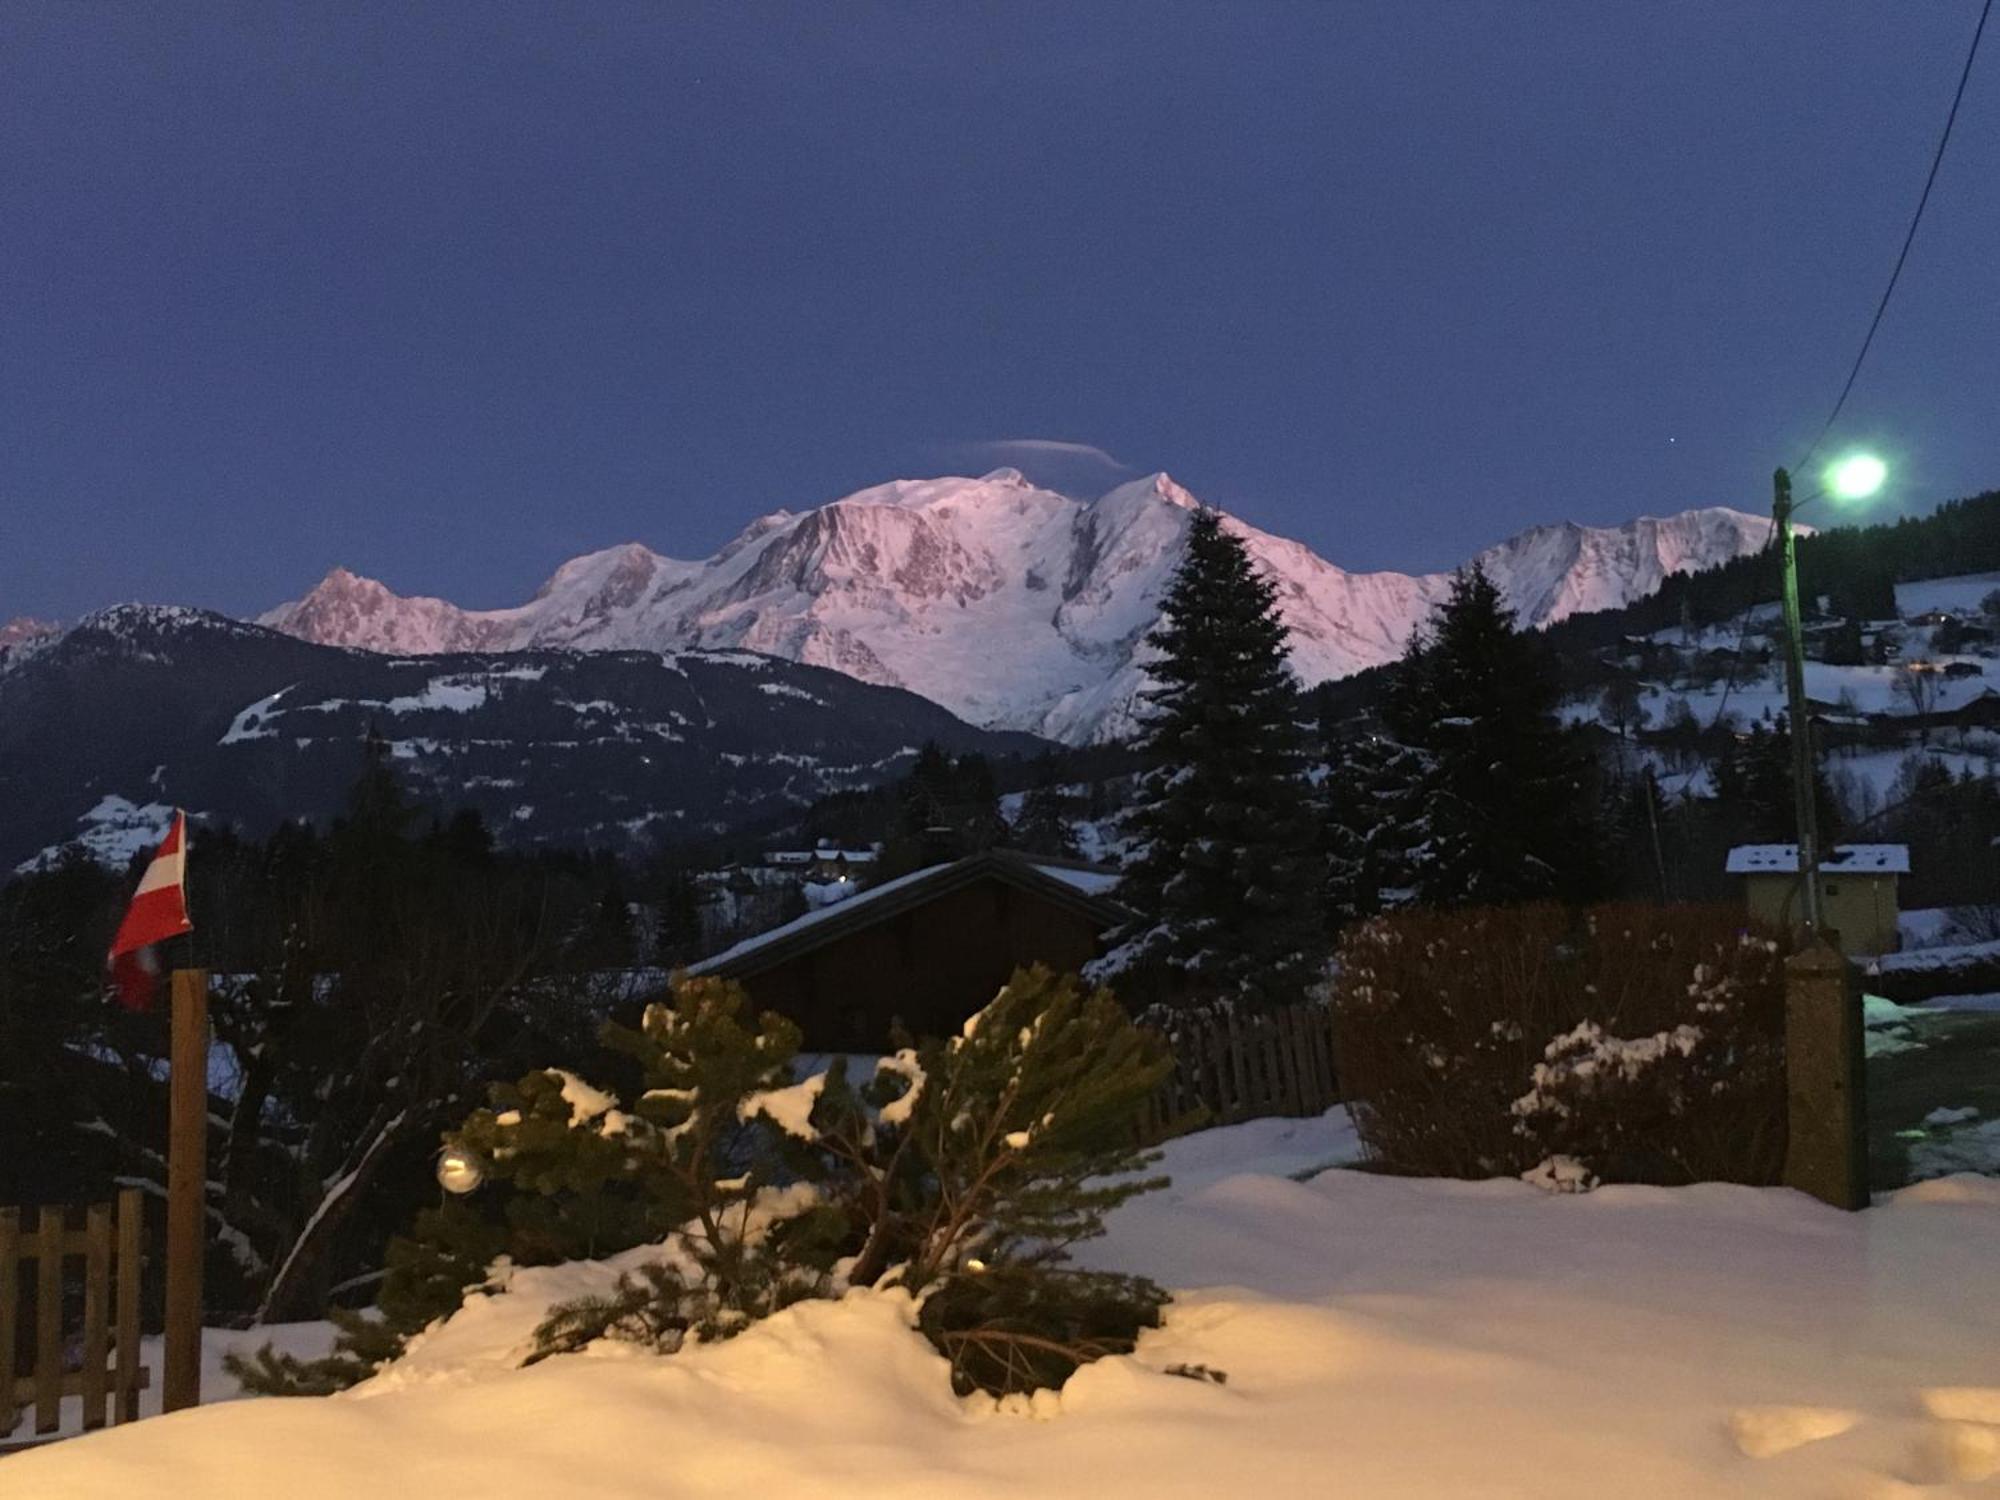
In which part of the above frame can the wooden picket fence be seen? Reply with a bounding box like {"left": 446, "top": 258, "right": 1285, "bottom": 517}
{"left": 1, "top": 1189, "right": 150, "bottom": 1447}
{"left": 1142, "top": 999, "right": 1340, "bottom": 1138}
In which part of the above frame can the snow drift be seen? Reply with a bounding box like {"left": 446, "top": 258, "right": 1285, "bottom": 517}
{"left": 14, "top": 1113, "right": 2000, "bottom": 1499}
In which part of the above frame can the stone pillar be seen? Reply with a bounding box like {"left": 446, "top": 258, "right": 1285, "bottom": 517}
{"left": 1783, "top": 938, "right": 1869, "bottom": 1210}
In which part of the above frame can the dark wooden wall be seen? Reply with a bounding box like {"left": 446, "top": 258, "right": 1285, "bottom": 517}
{"left": 732, "top": 876, "right": 1107, "bottom": 1050}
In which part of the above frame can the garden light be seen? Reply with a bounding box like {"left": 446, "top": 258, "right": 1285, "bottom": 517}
{"left": 436, "top": 1144, "right": 488, "bottom": 1195}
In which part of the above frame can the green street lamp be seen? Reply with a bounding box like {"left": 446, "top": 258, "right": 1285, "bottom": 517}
{"left": 1771, "top": 452, "right": 1886, "bottom": 935}
{"left": 1827, "top": 453, "right": 1887, "bottom": 503}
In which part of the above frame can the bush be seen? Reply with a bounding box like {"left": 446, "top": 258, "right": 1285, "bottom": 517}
{"left": 1331, "top": 903, "right": 1786, "bottom": 1185}
{"left": 235, "top": 966, "right": 1174, "bottom": 1400}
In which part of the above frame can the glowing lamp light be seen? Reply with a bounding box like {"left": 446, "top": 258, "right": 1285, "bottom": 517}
{"left": 436, "top": 1145, "right": 488, "bottom": 1195}
{"left": 1825, "top": 453, "right": 1887, "bottom": 502}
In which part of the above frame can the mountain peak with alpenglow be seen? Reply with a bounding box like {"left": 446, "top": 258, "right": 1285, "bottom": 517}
{"left": 259, "top": 472, "right": 1778, "bottom": 742}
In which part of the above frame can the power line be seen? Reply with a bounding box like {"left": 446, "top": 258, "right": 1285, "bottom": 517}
{"left": 1797, "top": 0, "right": 1994, "bottom": 473}
{"left": 1696, "top": 2, "right": 1998, "bottom": 743}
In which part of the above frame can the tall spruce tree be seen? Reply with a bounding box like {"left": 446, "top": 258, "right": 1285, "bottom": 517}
{"left": 1712, "top": 718, "right": 1839, "bottom": 845}
{"left": 1099, "top": 507, "right": 1323, "bottom": 1008}
{"left": 1320, "top": 726, "right": 1431, "bottom": 928}
{"left": 1383, "top": 564, "right": 1595, "bottom": 907}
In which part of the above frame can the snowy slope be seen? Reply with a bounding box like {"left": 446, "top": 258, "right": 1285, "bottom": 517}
{"left": 1897, "top": 572, "right": 2000, "bottom": 617}
{"left": 13, "top": 1121, "right": 2000, "bottom": 1499}
{"left": 262, "top": 471, "right": 1778, "bottom": 743}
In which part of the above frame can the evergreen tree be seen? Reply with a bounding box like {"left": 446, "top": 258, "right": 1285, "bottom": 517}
{"left": 1383, "top": 564, "right": 1596, "bottom": 907}
{"left": 1712, "top": 720, "right": 1839, "bottom": 846}
{"left": 568, "top": 885, "right": 637, "bottom": 969}
{"left": 653, "top": 867, "right": 705, "bottom": 967}
{"left": 1320, "top": 728, "right": 1430, "bottom": 929}
{"left": 1819, "top": 617, "right": 1866, "bottom": 667}
{"left": 875, "top": 743, "right": 1007, "bottom": 879}
{"left": 1099, "top": 507, "right": 1323, "bottom": 1008}
{"left": 236, "top": 966, "right": 1172, "bottom": 1400}
{"left": 1011, "top": 754, "right": 1080, "bottom": 858}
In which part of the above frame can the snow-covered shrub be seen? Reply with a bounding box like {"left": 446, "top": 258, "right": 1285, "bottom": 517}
{"left": 1331, "top": 903, "right": 1786, "bottom": 1184}
{"left": 232, "top": 974, "right": 819, "bottom": 1393}
{"left": 236, "top": 966, "right": 1172, "bottom": 1400}
{"left": 826, "top": 965, "right": 1171, "bottom": 1393}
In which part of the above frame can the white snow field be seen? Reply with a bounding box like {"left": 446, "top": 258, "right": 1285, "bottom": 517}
{"left": 13, "top": 1111, "right": 2000, "bottom": 1499}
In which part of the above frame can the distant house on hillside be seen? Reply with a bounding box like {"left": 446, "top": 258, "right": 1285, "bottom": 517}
{"left": 1725, "top": 844, "right": 1908, "bottom": 956}
{"left": 762, "top": 843, "right": 879, "bottom": 883}
{"left": 689, "top": 851, "right": 1127, "bottom": 1049}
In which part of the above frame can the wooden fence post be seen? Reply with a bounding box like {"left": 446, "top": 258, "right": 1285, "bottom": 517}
{"left": 33, "top": 1209, "right": 61, "bottom": 1435}
{"left": 115, "top": 1188, "right": 144, "bottom": 1423}
{"left": 0, "top": 1207, "right": 16, "bottom": 1439}
{"left": 163, "top": 967, "right": 208, "bottom": 1412}
{"left": 81, "top": 1202, "right": 111, "bottom": 1430}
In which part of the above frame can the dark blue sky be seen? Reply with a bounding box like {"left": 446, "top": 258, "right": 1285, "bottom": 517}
{"left": 4, "top": 2, "right": 1996, "bottom": 621}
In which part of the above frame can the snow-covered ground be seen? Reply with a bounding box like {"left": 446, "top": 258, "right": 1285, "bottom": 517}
{"left": 1564, "top": 658, "right": 1999, "bottom": 735}
{"left": 1898, "top": 574, "right": 2000, "bottom": 617}
{"left": 1900, "top": 908, "right": 1961, "bottom": 949}
{"left": 14, "top": 1108, "right": 2000, "bottom": 1498}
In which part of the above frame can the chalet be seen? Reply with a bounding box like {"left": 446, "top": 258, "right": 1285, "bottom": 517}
{"left": 1897, "top": 687, "right": 2000, "bottom": 735}
{"left": 1725, "top": 843, "right": 1909, "bottom": 956}
{"left": 689, "top": 851, "right": 1127, "bottom": 1049}
{"left": 762, "top": 844, "right": 879, "bottom": 883}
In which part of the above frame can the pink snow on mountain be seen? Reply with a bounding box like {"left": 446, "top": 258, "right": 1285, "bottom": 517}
{"left": 261, "top": 471, "right": 1779, "bottom": 742}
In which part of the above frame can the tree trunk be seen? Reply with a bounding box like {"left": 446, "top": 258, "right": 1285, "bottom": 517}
{"left": 254, "top": 1110, "right": 406, "bottom": 1324}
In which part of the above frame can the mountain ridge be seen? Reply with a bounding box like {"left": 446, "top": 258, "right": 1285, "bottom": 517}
{"left": 0, "top": 604, "right": 1043, "bottom": 872}
{"left": 255, "top": 472, "right": 1779, "bottom": 742}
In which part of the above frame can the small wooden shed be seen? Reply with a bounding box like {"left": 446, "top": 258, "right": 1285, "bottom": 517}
{"left": 687, "top": 851, "right": 1126, "bottom": 1050}
{"left": 1724, "top": 843, "right": 1908, "bottom": 956}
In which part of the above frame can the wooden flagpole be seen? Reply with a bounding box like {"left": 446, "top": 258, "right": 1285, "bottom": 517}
{"left": 163, "top": 965, "right": 208, "bottom": 1412}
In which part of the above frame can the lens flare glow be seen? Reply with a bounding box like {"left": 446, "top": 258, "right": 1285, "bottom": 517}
{"left": 1826, "top": 453, "right": 1887, "bottom": 501}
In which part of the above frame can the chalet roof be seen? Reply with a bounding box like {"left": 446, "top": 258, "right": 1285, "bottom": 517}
{"left": 1725, "top": 843, "right": 1910, "bottom": 876}
{"left": 689, "top": 851, "right": 1127, "bottom": 979}
{"left": 764, "top": 847, "right": 878, "bottom": 866}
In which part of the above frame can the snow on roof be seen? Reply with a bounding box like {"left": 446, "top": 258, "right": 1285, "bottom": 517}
{"left": 689, "top": 852, "right": 1125, "bottom": 978}
{"left": 692, "top": 861, "right": 946, "bottom": 973}
{"left": 1725, "top": 844, "right": 1910, "bottom": 876}
{"left": 1030, "top": 862, "right": 1122, "bottom": 896}
{"left": 764, "top": 847, "right": 878, "bottom": 865}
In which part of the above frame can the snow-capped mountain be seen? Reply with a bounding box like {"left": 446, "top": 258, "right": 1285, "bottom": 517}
{"left": 262, "top": 471, "right": 1780, "bottom": 743}
{"left": 0, "top": 616, "right": 58, "bottom": 647}
{"left": 0, "top": 616, "right": 62, "bottom": 677}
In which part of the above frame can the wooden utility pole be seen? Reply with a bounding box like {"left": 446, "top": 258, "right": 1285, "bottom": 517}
{"left": 1773, "top": 467, "right": 1825, "bottom": 935}
{"left": 163, "top": 967, "right": 208, "bottom": 1411}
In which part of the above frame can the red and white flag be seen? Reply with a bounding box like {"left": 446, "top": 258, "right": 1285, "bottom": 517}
{"left": 106, "top": 810, "right": 194, "bottom": 1011}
